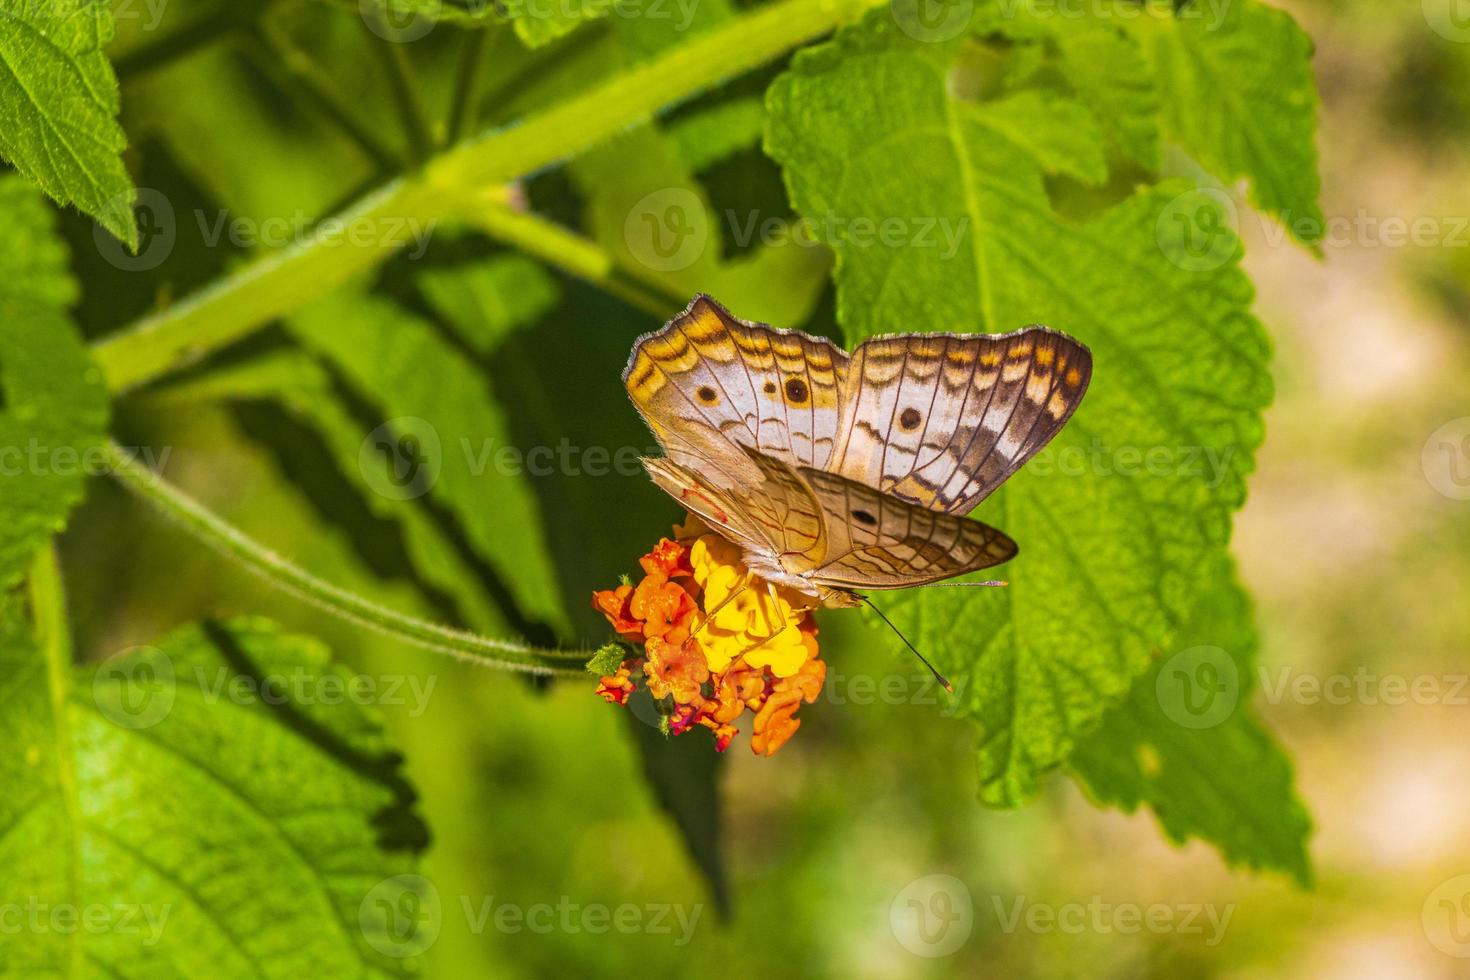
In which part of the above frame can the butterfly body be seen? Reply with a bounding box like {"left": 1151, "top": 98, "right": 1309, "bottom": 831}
{"left": 625, "top": 296, "right": 1091, "bottom": 600}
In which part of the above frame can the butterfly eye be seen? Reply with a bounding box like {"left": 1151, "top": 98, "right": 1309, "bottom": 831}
{"left": 697, "top": 385, "right": 718, "bottom": 403}
{"left": 784, "top": 378, "right": 809, "bottom": 403}
{"left": 899, "top": 407, "right": 922, "bottom": 430}
{"left": 851, "top": 509, "right": 878, "bottom": 526}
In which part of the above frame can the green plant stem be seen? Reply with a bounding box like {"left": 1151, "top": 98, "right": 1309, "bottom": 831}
{"left": 113, "top": 8, "right": 235, "bottom": 80}
{"left": 91, "top": 0, "right": 885, "bottom": 394}
{"left": 379, "top": 38, "right": 434, "bottom": 163}
{"left": 465, "top": 202, "right": 685, "bottom": 318}
{"left": 446, "top": 28, "right": 490, "bottom": 146}
{"left": 103, "top": 441, "right": 588, "bottom": 677}
{"left": 29, "top": 543, "right": 82, "bottom": 977}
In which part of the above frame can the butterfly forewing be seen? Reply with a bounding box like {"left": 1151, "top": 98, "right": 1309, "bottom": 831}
{"left": 624, "top": 295, "right": 850, "bottom": 476}
{"left": 628, "top": 298, "right": 1091, "bottom": 594}
{"left": 830, "top": 329, "right": 1091, "bottom": 515}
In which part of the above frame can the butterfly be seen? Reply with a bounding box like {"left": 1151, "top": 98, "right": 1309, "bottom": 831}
{"left": 624, "top": 295, "right": 1092, "bottom": 612}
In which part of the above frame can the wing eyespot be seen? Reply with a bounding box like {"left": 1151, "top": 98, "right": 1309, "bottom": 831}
{"left": 696, "top": 385, "right": 719, "bottom": 404}
{"left": 899, "top": 407, "right": 922, "bottom": 430}
{"left": 784, "top": 377, "right": 809, "bottom": 403}
{"left": 851, "top": 509, "right": 878, "bottom": 526}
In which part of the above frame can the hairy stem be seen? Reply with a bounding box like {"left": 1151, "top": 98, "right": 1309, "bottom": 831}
{"left": 104, "top": 441, "right": 588, "bottom": 676}
{"left": 90, "top": 0, "right": 885, "bottom": 394}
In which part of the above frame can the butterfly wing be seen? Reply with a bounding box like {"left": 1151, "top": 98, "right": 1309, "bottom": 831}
{"left": 641, "top": 455, "right": 775, "bottom": 557}
{"left": 624, "top": 295, "right": 850, "bottom": 485}
{"left": 829, "top": 328, "right": 1091, "bottom": 515}
{"left": 797, "top": 463, "right": 1018, "bottom": 590}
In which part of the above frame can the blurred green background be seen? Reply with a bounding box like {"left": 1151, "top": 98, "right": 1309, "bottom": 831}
{"left": 44, "top": 0, "right": 1470, "bottom": 975}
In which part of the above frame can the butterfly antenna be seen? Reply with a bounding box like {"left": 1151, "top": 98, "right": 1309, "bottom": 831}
{"left": 918, "top": 580, "right": 1009, "bottom": 588}
{"left": 859, "top": 595, "right": 954, "bottom": 694}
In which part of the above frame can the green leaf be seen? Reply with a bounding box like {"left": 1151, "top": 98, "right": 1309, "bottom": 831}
{"left": 586, "top": 640, "right": 628, "bottom": 675}
{"left": 143, "top": 350, "right": 518, "bottom": 636}
{"left": 667, "top": 96, "right": 766, "bottom": 172}
{"left": 569, "top": 124, "right": 831, "bottom": 327}
{"left": 1134, "top": 0, "right": 1323, "bottom": 248}
{"left": 290, "top": 289, "right": 573, "bottom": 640}
{"left": 1, "top": 596, "right": 427, "bottom": 974}
{"left": 1070, "top": 554, "right": 1313, "bottom": 884}
{"left": 0, "top": 0, "right": 138, "bottom": 247}
{"left": 766, "top": 14, "right": 1271, "bottom": 806}
{"left": 499, "top": 0, "right": 611, "bottom": 47}
{"left": 417, "top": 254, "right": 561, "bottom": 355}
{"left": 0, "top": 176, "right": 110, "bottom": 589}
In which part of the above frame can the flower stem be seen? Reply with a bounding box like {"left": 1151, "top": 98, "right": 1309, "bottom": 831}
{"left": 90, "top": 0, "right": 885, "bottom": 394}
{"left": 103, "top": 440, "right": 589, "bottom": 677}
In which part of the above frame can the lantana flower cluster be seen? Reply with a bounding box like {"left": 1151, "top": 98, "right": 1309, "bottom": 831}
{"left": 590, "top": 517, "right": 826, "bottom": 755}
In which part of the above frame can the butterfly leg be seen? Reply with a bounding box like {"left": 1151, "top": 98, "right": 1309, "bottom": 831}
{"left": 690, "top": 572, "right": 753, "bottom": 638}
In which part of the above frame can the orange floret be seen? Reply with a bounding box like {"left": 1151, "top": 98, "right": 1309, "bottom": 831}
{"left": 589, "top": 520, "right": 826, "bottom": 756}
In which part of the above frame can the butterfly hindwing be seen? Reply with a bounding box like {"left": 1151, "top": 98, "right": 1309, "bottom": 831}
{"left": 624, "top": 295, "right": 850, "bottom": 479}
{"left": 796, "top": 463, "right": 1019, "bottom": 590}
{"left": 830, "top": 328, "right": 1091, "bottom": 515}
